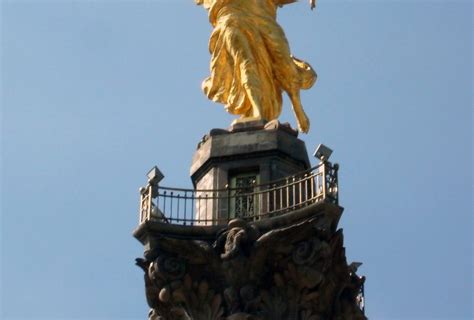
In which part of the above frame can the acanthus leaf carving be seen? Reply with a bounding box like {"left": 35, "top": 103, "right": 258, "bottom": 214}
{"left": 136, "top": 217, "right": 366, "bottom": 319}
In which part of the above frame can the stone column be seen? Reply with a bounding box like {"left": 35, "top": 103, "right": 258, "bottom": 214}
{"left": 135, "top": 206, "right": 366, "bottom": 320}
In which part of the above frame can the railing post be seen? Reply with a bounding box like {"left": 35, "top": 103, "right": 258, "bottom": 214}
{"left": 357, "top": 280, "right": 365, "bottom": 315}
{"left": 212, "top": 191, "right": 217, "bottom": 225}
{"left": 321, "top": 161, "right": 327, "bottom": 201}
{"left": 147, "top": 184, "right": 154, "bottom": 221}
{"left": 226, "top": 184, "right": 230, "bottom": 223}
{"left": 140, "top": 166, "right": 165, "bottom": 223}
{"left": 333, "top": 163, "right": 339, "bottom": 205}
{"left": 139, "top": 186, "right": 146, "bottom": 223}
{"left": 252, "top": 179, "right": 257, "bottom": 221}
{"left": 292, "top": 177, "right": 296, "bottom": 209}
{"left": 205, "top": 193, "right": 209, "bottom": 225}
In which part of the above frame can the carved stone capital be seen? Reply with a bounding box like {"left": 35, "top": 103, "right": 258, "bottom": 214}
{"left": 136, "top": 217, "right": 366, "bottom": 320}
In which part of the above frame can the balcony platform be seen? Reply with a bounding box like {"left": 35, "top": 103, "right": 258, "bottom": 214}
{"left": 134, "top": 201, "right": 342, "bottom": 246}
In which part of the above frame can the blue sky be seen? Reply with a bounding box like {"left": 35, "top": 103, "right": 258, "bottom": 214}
{"left": 1, "top": 0, "right": 472, "bottom": 319}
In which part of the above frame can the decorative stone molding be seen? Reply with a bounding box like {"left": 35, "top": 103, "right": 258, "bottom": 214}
{"left": 136, "top": 216, "right": 366, "bottom": 320}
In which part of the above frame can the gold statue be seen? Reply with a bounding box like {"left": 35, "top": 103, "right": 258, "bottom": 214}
{"left": 195, "top": 0, "right": 318, "bottom": 133}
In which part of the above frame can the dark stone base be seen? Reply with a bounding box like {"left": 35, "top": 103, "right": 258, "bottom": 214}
{"left": 135, "top": 205, "right": 366, "bottom": 320}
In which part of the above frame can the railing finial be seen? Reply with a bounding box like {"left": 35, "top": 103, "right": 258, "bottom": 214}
{"left": 313, "top": 144, "right": 333, "bottom": 163}
{"left": 147, "top": 166, "right": 164, "bottom": 186}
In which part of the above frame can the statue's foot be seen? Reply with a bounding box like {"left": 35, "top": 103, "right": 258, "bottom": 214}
{"left": 297, "top": 112, "right": 310, "bottom": 133}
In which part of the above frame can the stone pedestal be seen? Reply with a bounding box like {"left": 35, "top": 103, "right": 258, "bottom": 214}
{"left": 191, "top": 121, "right": 310, "bottom": 187}
{"left": 190, "top": 121, "right": 311, "bottom": 222}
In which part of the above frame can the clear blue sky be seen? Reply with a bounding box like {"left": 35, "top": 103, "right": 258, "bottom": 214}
{"left": 1, "top": 0, "right": 472, "bottom": 319}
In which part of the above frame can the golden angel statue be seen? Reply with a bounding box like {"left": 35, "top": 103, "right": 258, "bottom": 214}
{"left": 195, "top": 0, "right": 318, "bottom": 133}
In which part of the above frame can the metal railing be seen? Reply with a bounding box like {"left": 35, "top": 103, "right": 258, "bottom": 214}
{"left": 139, "top": 162, "right": 339, "bottom": 226}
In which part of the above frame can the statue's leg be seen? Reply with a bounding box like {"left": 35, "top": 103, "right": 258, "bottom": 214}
{"left": 226, "top": 27, "right": 264, "bottom": 120}
{"left": 261, "top": 25, "right": 310, "bottom": 132}
{"left": 288, "top": 89, "right": 310, "bottom": 133}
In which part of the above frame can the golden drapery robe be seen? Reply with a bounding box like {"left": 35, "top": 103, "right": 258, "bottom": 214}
{"left": 197, "top": 0, "right": 316, "bottom": 132}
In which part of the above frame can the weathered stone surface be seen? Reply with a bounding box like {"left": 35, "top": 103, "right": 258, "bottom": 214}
{"left": 190, "top": 123, "right": 310, "bottom": 187}
{"left": 136, "top": 211, "right": 366, "bottom": 320}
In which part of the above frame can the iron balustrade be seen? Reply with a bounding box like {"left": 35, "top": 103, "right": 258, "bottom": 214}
{"left": 139, "top": 162, "right": 339, "bottom": 226}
